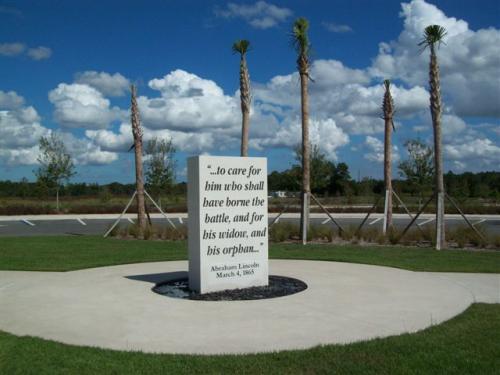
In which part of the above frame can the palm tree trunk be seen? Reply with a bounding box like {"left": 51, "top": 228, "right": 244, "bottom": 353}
{"left": 429, "top": 44, "right": 445, "bottom": 249}
{"left": 383, "top": 82, "right": 394, "bottom": 233}
{"left": 131, "top": 85, "right": 146, "bottom": 239}
{"left": 299, "top": 67, "right": 310, "bottom": 244}
{"left": 134, "top": 139, "right": 146, "bottom": 238}
{"left": 56, "top": 187, "right": 59, "bottom": 212}
{"left": 240, "top": 54, "right": 251, "bottom": 157}
{"left": 383, "top": 117, "right": 393, "bottom": 233}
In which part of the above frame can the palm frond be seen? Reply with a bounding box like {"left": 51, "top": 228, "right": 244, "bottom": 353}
{"left": 291, "top": 17, "right": 310, "bottom": 55}
{"left": 232, "top": 39, "right": 250, "bottom": 55}
{"left": 382, "top": 79, "right": 396, "bottom": 132}
{"left": 418, "top": 24, "right": 447, "bottom": 49}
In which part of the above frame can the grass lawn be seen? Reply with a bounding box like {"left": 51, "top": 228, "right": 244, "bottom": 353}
{"left": 0, "top": 236, "right": 499, "bottom": 273}
{"left": 0, "top": 303, "right": 497, "bottom": 374}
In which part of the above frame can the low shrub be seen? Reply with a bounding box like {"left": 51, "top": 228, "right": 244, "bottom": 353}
{"left": 113, "top": 223, "right": 187, "bottom": 240}
{"left": 160, "top": 225, "right": 187, "bottom": 240}
{"left": 340, "top": 226, "right": 357, "bottom": 241}
{"left": 308, "top": 225, "right": 335, "bottom": 242}
{"left": 108, "top": 217, "right": 498, "bottom": 250}
{"left": 269, "top": 222, "right": 299, "bottom": 242}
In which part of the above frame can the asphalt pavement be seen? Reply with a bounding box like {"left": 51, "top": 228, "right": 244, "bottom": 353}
{"left": 0, "top": 213, "right": 498, "bottom": 236}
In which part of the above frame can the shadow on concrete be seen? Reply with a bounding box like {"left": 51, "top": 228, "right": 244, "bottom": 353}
{"left": 125, "top": 271, "right": 188, "bottom": 284}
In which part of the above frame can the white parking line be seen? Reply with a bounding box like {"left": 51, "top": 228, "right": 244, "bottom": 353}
{"left": 21, "top": 219, "right": 35, "bottom": 226}
{"left": 178, "top": 217, "right": 183, "bottom": 224}
{"left": 77, "top": 218, "right": 87, "bottom": 226}
{"left": 321, "top": 218, "right": 331, "bottom": 225}
{"left": 369, "top": 217, "right": 382, "bottom": 225}
{"left": 417, "top": 218, "right": 435, "bottom": 227}
{"left": 472, "top": 219, "right": 486, "bottom": 226}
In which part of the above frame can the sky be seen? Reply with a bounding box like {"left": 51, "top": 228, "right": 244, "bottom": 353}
{"left": 0, "top": 0, "right": 499, "bottom": 184}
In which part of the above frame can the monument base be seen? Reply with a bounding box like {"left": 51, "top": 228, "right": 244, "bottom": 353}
{"left": 153, "top": 275, "right": 307, "bottom": 301}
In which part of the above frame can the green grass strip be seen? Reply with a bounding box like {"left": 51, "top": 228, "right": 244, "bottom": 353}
{"left": 0, "top": 236, "right": 499, "bottom": 273}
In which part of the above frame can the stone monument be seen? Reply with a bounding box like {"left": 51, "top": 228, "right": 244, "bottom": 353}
{"left": 187, "top": 156, "right": 268, "bottom": 293}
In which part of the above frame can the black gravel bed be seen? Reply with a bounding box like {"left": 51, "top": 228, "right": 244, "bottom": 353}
{"left": 153, "top": 275, "right": 307, "bottom": 301}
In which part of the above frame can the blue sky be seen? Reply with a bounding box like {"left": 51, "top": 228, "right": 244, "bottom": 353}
{"left": 0, "top": 0, "right": 499, "bottom": 183}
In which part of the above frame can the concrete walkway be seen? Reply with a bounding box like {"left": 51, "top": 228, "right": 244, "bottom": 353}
{"left": 0, "top": 260, "right": 498, "bottom": 355}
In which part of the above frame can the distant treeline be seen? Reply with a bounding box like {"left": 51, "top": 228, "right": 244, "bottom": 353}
{"left": 269, "top": 170, "right": 500, "bottom": 199}
{"left": 0, "top": 170, "right": 498, "bottom": 199}
{"left": 0, "top": 179, "right": 187, "bottom": 198}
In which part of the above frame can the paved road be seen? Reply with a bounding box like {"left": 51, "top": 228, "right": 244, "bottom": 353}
{"left": 0, "top": 213, "right": 498, "bottom": 236}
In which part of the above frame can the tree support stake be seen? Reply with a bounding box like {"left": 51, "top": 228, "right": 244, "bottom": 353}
{"left": 445, "top": 193, "right": 486, "bottom": 242}
{"left": 356, "top": 195, "right": 382, "bottom": 236}
{"left": 310, "top": 194, "right": 344, "bottom": 234}
{"left": 396, "top": 193, "right": 435, "bottom": 244}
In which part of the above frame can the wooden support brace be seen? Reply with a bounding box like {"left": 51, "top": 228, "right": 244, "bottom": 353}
{"left": 445, "top": 193, "right": 487, "bottom": 242}
{"left": 103, "top": 191, "right": 137, "bottom": 238}
{"left": 396, "top": 193, "right": 435, "bottom": 244}
{"left": 392, "top": 190, "right": 425, "bottom": 235}
{"left": 144, "top": 190, "right": 177, "bottom": 230}
{"left": 269, "top": 204, "right": 289, "bottom": 228}
{"left": 310, "top": 194, "right": 344, "bottom": 233}
{"left": 356, "top": 195, "right": 382, "bottom": 236}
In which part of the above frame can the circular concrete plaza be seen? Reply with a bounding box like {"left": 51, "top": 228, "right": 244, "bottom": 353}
{"left": 0, "top": 260, "right": 498, "bottom": 355}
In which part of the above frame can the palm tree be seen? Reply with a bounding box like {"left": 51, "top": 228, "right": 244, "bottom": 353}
{"left": 292, "top": 17, "right": 311, "bottom": 244}
{"left": 419, "top": 25, "right": 447, "bottom": 250}
{"left": 382, "top": 79, "right": 395, "bottom": 233}
{"left": 130, "top": 84, "right": 147, "bottom": 239}
{"left": 232, "top": 40, "right": 251, "bottom": 157}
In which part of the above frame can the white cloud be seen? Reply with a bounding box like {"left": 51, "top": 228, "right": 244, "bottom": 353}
{"left": 0, "top": 91, "right": 47, "bottom": 154}
{"left": 442, "top": 114, "right": 466, "bottom": 137}
{"left": 251, "top": 117, "right": 349, "bottom": 160}
{"left": 215, "top": 1, "right": 292, "bottom": 29}
{"left": 322, "top": 22, "right": 353, "bottom": 33}
{"left": 444, "top": 138, "right": 500, "bottom": 169}
{"left": 0, "top": 90, "right": 25, "bottom": 109}
{"left": 85, "top": 123, "right": 133, "bottom": 152}
{"left": 142, "top": 69, "right": 238, "bottom": 131}
{"left": 48, "top": 83, "right": 123, "bottom": 129}
{"left": 312, "top": 60, "right": 370, "bottom": 88}
{"left": 253, "top": 59, "right": 428, "bottom": 135}
{"left": 0, "top": 42, "right": 25, "bottom": 56}
{"left": 0, "top": 90, "right": 48, "bottom": 165}
{"left": 363, "top": 136, "right": 400, "bottom": 163}
{"left": 0, "top": 110, "right": 48, "bottom": 164}
{"left": 86, "top": 122, "right": 215, "bottom": 155}
{"left": 0, "top": 146, "right": 40, "bottom": 165}
{"left": 370, "top": 0, "right": 500, "bottom": 118}
{"left": 0, "top": 90, "right": 119, "bottom": 166}
{"left": 79, "top": 68, "right": 350, "bottom": 160}
{"left": 60, "top": 132, "right": 118, "bottom": 165}
{"left": 0, "top": 43, "right": 52, "bottom": 60}
{"left": 75, "top": 71, "right": 130, "bottom": 97}
{"left": 147, "top": 129, "right": 215, "bottom": 154}
{"left": 27, "top": 46, "right": 52, "bottom": 60}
